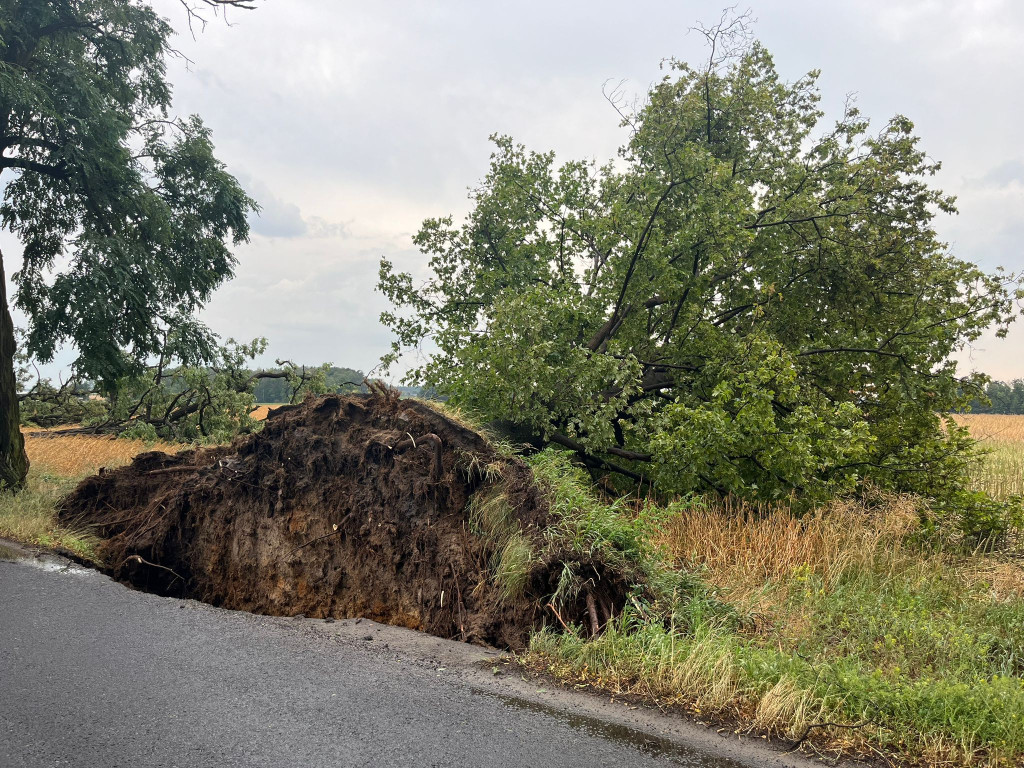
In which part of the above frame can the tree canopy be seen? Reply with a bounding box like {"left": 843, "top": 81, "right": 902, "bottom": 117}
{"left": 0, "top": 0, "right": 256, "bottom": 487}
{"left": 379, "top": 25, "right": 1021, "bottom": 503}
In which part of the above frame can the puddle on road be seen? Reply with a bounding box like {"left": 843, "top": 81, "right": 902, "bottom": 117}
{"left": 30, "top": 559, "right": 94, "bottom": 576}
{"left": 497, "top": 695, "right": 747, "bottom": 767}
{"left": 0, "top": 541, "right": 94, "bottom": 576}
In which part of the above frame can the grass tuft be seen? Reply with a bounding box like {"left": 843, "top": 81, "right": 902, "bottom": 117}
{"left": 494, "top": 532, "right": 538, "bottom": 603}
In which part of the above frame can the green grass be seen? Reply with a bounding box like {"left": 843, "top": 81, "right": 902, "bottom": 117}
{"left": 522, "top": 451, "right": 1024, "bottom": 767}
{"left": 530, "top": 613, "right": 1024, "bottom": 764}
{"left": 0, "top": 469, "right": 100, "bottom": 562}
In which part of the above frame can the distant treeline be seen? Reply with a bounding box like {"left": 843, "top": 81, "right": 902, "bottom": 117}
{"left": 967, "top": 379, "right": 1024, "bottom": 414}
{"left": 251, "top": 367, "right": 430, "bottom": 403}
{"left": 252, "top": 366, "right": 365, "bottom": 403}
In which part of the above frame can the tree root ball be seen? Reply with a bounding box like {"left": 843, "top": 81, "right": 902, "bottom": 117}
{"left": 58, "top": 389, "right": 629, "bottom": 648}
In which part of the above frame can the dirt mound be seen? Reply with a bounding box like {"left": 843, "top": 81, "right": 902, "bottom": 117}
{"left": 58, "top": 389, "right": 628, "bottom": 648}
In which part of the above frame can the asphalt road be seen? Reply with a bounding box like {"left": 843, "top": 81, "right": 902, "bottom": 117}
{"left": 0, "top": 549, "right": 799, "bottom": 768}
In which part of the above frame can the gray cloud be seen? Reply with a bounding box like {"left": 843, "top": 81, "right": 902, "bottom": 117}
{"left": 305, "top": 217, "right": 350, "bottom": 240}
{"left": 11, "top": 0, "right": 1023, "bottom": 380}
{"left": 238, "top": 174, "right": 351, "bottom": 240}
{"left": 974, "top": 159, "right": 1024, "bottom": 189}
{"left": 248, "top": 189, "right": 307, "bottom": 239}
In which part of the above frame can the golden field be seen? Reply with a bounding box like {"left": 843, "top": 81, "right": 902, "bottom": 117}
{"left": 951, "top": 413, "right": 1024, "bottom": 498}
{"left": 24, "top": 431, "right": 180, "bottom": 477}
{"left": 249, "top": 404, "right": 284, "bottom": 421}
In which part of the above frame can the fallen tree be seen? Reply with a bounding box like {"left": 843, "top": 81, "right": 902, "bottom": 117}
{"left": 378, "top": 17, "right": 1021, "bottom": 505}
{"left": 19, "top": 337, "right": 339, "bottom": 441}
{"left": 58, "top": 387, "right": 658, "bottom": 648}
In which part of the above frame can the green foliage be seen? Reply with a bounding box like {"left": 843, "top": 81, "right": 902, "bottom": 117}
{"left": 19, "top": 388, "right": 106, "bottom": 429}
{"left": 969, "top": 379, "right": 1024, "bottom": 414}
{"left": 379, "top": 21, "right": 1021, "bottom": 504}
{"left": 103, "top": 337, "right": 341, "bottom": 443}
{"left": 325, "top": 367, "right": 365, "bottom": 393}
{"left": 100, "top": 336, "right": 269, "bottom": 442}
{"left": 13, "top": 328, "right": 103, "bottom": 427}
{"left": 0, "top": 0, "right": 256, "bottom": 382}
{"left": 925, "top": 489, "right": 1024, "bottom": 550}
{"left": 252, "top": 365, "right": 363, "bottom": 403}
{"left": 787, "top": 562, "right": 1024, "bottom": 685}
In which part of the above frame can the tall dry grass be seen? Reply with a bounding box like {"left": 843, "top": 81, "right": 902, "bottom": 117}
{"left": 655, "top": 490, "right": 1024, "bottom": 608}
{"left": 654, "top": 493, "right": 923, "bottom": 607}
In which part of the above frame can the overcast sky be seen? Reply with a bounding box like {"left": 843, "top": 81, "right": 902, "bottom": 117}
{"left": 8, "top": 0, "right": 1024, "bottom": 381}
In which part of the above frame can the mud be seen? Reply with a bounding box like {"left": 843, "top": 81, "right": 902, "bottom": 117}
{"left": 58, "top": 388, "right": 624, "bottom": 648}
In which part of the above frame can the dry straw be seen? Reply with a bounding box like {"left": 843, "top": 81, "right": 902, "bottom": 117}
{"left": 654, "top": 493, "right": 921, "bottom": 605}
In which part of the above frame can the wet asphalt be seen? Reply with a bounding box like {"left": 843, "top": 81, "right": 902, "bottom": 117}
{"left": 0, "top": 552, "right": 759, "bottom": 768}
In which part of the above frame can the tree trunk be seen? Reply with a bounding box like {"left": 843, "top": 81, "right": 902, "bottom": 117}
{"left": 0, "top": 248, "right": 29, "bottom": 490}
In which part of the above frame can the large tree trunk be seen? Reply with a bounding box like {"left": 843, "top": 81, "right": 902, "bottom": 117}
{"left": 0, "top": 248, "right": 29, "bottom": 490}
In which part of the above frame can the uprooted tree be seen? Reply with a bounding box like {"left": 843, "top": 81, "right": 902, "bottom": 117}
{"left": 379, "top": 20, "right": 1022, "bottom": 503}
{"left": 16, "top": 336, "right": 350, "bottom": 440}
{"left": 0, "top": 0, "right": 257, "bottom": 487}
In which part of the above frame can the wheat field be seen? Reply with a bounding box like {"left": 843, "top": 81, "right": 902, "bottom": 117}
{"left": 23, "top": 431, "right": 180, "bottom": 478}
{"left": 950, "top": 413, "right": 1024, "bottom": 498}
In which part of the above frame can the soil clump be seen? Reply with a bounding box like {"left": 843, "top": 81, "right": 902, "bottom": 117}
{"left": 58, "top": 388, "right": 626, "bottom": 648}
